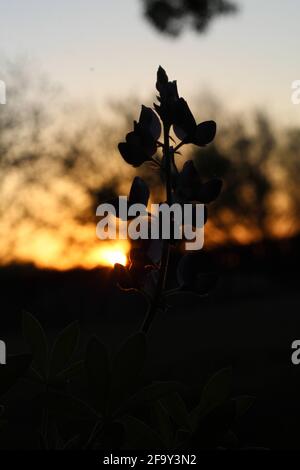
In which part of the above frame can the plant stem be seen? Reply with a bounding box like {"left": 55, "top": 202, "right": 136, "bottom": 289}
{"left": 173, "top": 140, "right": 185, "bottom": 153}
{"left": 141, "top": 123, "right": 171, "bottom": 334}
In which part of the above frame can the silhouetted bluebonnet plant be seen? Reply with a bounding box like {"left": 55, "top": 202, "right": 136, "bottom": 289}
{"left": 115, "top": 66, "right": 222, "bottom": 333}
{"left": 0, "top": 68, "right": 255, "bottom": 451}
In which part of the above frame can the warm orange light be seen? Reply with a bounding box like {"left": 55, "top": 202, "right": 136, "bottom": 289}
{"left": 96, "top": 243, "right": 128, "bottom": 267}
{"left": 100, "top": 249, "right": 127, "bottom": 267}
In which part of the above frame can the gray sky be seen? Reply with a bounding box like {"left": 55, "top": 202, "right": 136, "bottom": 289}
{"left": 1, "top": 0, "right": 300, "bottom": 125}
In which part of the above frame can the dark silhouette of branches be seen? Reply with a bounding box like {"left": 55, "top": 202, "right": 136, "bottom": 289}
{"left": 192, "top": 112, "right": 278, "bottom": 243}
{"left": 0, "top": 62, "right": 133, "bottom": 265}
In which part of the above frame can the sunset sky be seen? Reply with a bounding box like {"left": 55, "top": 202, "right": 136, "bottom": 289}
{"left": 1, "top": 0, "right": 300, "bottom": 125}
{"left": 0, "top": 0, "right": 300, "bottom": 270}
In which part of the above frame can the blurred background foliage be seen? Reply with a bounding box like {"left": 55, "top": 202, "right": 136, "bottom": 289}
{"left": 0, "top": 61, "right": 298, "bottom": 269}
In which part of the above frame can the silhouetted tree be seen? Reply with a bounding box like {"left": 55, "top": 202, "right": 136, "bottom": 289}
{"left": 142, "top": 0, "right": 238, "bottom": 36}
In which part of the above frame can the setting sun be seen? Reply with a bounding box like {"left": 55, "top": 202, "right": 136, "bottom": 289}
{"left": 96, "top": 243, "right": 129, "bottom": 267}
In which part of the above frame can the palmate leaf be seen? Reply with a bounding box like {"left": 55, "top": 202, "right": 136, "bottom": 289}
{"left": 25, "top": 365, "right": 44, "bottom": 384}
{"left": 49, "top": 321, "right": 80, "bottom": 379}
{"left": 96, "top": 421, "right": 124, "bottom": 450}
{"left": 160, "top": 392, "right": 191, "bottom": 431}
{"left": 115, "top": 381, "right": 182, "bottom": 417}
{"left": 153, "top": 400, "right": 173, "bottom": 448}
{"left": 110, "top": 333, "right": 146, "bottom": 409}
{"left": 40, "top": 390, "right": 99, "bottom": 422}
{"left": 62, "top": 434, "right": 81, "bottom": 450}
{"left": 200, "top": 367, "right": 232, "bottom": 411}
{"left": 39, "top": 421, "right": 81, "bottom": 451}
{"left": 190, "top": 367, "right": 232, "bottom": 429}
{"left": 185, "top": 400, "right": 236, "bottom": 449}
{"left": 0, "top": 353, "right": 32, "bottom": 397}
{"left": 234, "top": 395, "right": 255, "bottom": 419}
{"left": 56, "top": 360, "right": 84, "bottom": 382}
{"left": 85, "top": 337, "right": 110, "bottom": 414}
{"left": 122, "top": 415, "right": 164, "bottom": 450}
{"left": 22, "top": 311, "right": 48, "bottom": 378}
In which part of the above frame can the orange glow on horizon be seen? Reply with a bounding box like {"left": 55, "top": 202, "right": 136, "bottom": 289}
{"left": 96, "top": 244, "right": 128, "bottom": 267}
{"left": 0, "top": 219, "right": 131, "bottom": 270}
{"left": 0, "top": 213, "right": 299, "bottom": 271}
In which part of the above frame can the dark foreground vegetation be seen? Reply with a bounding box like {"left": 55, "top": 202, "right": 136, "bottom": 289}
{"left": 0, "top": 234, "right": 300, "bottom": 450}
